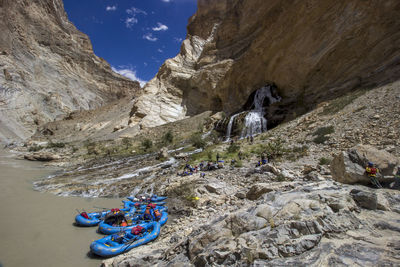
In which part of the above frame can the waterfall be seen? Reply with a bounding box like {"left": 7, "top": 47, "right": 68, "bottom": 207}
{"left": 241, "top": 85, "right": 281, "bottom": 138}
{"left": 224, "top": 112, "right": 244, "bottom": 142}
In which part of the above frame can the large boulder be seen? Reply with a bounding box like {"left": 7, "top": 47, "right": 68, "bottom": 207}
{"left": 331, "top": 145, "right": 399, "bottom": 185}
{"left": 350, "top": 189, "right": 377, "bottom": 210}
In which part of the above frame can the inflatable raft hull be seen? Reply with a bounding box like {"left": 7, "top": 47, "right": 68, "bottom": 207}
{"left": 98, "top": 211, "right": 168, "bottom": 235}
{"left": 74, "top": 207, "right": 135, "bottom": 227}
{"left": 90, "top": 222, "right": 160, "bottom": 257}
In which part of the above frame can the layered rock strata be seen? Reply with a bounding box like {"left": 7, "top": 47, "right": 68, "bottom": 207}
{"left": 130, "top": 0, "right": 400, "bottom": 130}
{"left": 0, "top": 0, "right": 140, "bottom": 143}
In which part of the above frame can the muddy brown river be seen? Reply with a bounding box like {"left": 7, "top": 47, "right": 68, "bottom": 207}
{"left": 0, "top": 149, "right": 123, "bottom": 267}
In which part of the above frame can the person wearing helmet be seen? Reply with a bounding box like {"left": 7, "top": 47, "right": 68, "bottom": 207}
{"left": 365, "top": 162, "right": 382, "bottom": 188}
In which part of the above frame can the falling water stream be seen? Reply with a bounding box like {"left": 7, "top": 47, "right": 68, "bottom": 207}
{"left": 225, "top": 85, "right": 281, "bottom": 140}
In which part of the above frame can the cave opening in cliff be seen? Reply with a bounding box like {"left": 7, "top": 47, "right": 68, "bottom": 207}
{"left": 223, "top": 84, "right": 281, "bottom": 141}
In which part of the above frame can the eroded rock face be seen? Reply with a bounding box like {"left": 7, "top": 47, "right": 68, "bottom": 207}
{"left": 130, "top": 0, "right": 400, "bottom": 129}
{"left": 0, "top": 0, "right": 140, "bottom": 143}
{"left": 331, "top": 145, "right": 400, "bottom": 185}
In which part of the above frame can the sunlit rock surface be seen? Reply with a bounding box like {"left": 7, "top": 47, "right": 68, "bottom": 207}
{"left": 0, "top": 0, "right": 140, "bottom": 143}
{"left": 130, "top": 0, "right": 400, "bottom": 128}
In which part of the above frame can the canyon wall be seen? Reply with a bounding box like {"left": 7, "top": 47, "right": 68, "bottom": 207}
{"left": 0, "top": 0, "right": 140, "bottom": 142}
{"left": 130, "top": 0, "right": 400, "bottom": 129}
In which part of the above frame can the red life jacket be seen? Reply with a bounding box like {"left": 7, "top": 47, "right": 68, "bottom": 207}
{"left": 131, "top": 225, "right": 144, "bottom": 235}
{"left": 147, "top": 203, "right": 156, "bottom": 209}
{"left": 81, "top": 212, "right": 89, "bottom": 219}
{"left": 144, "top": 208, "right": 151, "bottom": 215}
{"left": 111, "top": 208, "right": 120, "bottom": 213}
{"left": 366, "top": 167, "right": 377, "bottom": 176}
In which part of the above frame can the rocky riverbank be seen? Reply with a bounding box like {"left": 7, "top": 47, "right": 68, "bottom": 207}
{"left": 25, "top": 80, "right": 400, "bottom": 266}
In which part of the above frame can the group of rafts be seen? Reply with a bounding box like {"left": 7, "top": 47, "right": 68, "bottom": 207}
{"left": 75, "top": 195, "right": 168, "bottom": 257}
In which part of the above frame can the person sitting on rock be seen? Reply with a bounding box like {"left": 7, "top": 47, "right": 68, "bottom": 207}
{"left": 261, "top": 153, "right": 268, "bottom": 165}
{"left": 365, "top": 162, "right": 382, "bottom": 188}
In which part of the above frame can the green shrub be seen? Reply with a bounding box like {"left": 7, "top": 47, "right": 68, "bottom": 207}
{"left": 312, "top": 126, "right": 334, "bottom": 144}
{"left": 190, "top": 133, "right": 206, "bottom": 149}
{"left": 47, "top": 141, "right": 66, "bottom": 148}
{"left": 319, "top": 157, "right": 331, "bottom": 165}
{"left": 226, "top": 143, "right": 240, "bottom": 154}
{"left": 162, "top": 130, "right": 174, "bottom": 145}
{"left": 313, "top": 126, "right": 334, "bottom": 137}
{"left": 141, "top": 139, "right": 153, "bottom": 151}
{"left": 313, "top": 135, "right": 330, "bottom": 144}
{"left": 276, "top": 174, "right": 286, "bottom": 182}
{"left": 28, "top": 145, "right": 43, "bottom": 152}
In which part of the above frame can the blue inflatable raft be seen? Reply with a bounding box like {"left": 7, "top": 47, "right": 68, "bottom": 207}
{"left": 122, "top": 200, "right": 166, "bottom": 209}
{"left": 127, "top": 194, "right": 167, "bottom": 202}
{"left": 98, "top": 210, "right": 168, "bottom": 235}
{"left": 75, "top": 207, "right": 135, "bottom": 227}
{"left": 90, "top": 221, "right": 161, "bottom": 257}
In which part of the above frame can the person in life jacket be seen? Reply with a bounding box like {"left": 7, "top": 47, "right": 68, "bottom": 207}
{"left": 153, "top": 209, "right": 162, "bottom": 221}
{"left": 143, "top": 206, "right": 152, "bottom": 221}
{"left": 120, "top": 220, "right": 128, "bottom": 227}
{"left": 365, "top": 162, "right": 382, "bottom": 188}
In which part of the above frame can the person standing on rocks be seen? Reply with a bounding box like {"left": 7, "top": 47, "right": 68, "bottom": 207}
{"left": 365, "top": 162, "right": 382, "bottom": 188}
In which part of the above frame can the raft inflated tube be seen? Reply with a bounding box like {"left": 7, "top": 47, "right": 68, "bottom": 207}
{"left": 98, "top": 210, "right": 168, "bottom": 235}
{"left": 90, "top": 221, "right": 161, "bottom": 257}
{"left": 74, "top": 207, "right": 135, "bottom": 227}
{"left": 122, "top": 200, "right": 167, "bottom": 209}
{"left": 127, "top": 195, "right": 167, "bottom": 202}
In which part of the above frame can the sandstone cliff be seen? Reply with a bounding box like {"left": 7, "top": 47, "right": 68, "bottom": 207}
{"left": 0, "top": 0, "right": 140, "bottom": 143}
{"left": 130, "top": 0, "right": 400, "bottom": 129}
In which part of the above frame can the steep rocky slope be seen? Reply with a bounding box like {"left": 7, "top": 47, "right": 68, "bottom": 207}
{"left": 130, "top": 0, "right": 400, "bottom": 130}
{"left": 0, "top": 0, "right": 140, "bottom": 143}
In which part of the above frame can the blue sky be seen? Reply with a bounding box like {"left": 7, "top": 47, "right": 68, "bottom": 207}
{"left": 63, "top": 0, "right": 197, "bottom": 87}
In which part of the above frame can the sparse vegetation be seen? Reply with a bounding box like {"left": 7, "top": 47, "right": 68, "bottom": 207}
{"left": 141, "top": 139, "right": 153, "bottom": 151}
{"left": 321, "top": 89, "right": 368, "bottom": 115}
{"left": 121, "top": 137, "right": 132, "bottom": 149}
{"left": 312, "top": 126, "right": 334, "bottom": 144}
{"left": 190, "top": 133, "right": 206, "bottom": 149}
{"left": 28, "top": 144, "right": 44, "bottom": 152}
{"left": 227, "top": 143, "right": 240, "bottom": 154}
{"left": 47, "top": 141, "right": 66, "bottom": 149}
{"left": 319, "top": 157, "right": 331, "bottom": 165}
{"left": 161, "top": 130, "right": 174, "bottom": 145}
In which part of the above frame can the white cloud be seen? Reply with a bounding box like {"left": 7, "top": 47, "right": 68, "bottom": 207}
{"left": 157, "top": 49, "right": 163, "bottom": 53}
{"left": 112, "top": 67, "right": 147, "bottom": 88}
{"left": 152, "top": 22, "right": 168, "bottom": 31}
{"left": 106, "top": 5, "right": 117, "bottom": 11}
{"left": 161, "top": 0, "right": 171, "bottom": 2}
{"left": 125, "top": 17, "right": 138, "bottom": 28}
{"left": 125, "top": 7, "right": 147, "bottom": 28}
{"left": 174, "top": 37, "right": 183, "bottom": 43}
{"left": 143, "top": 33, "right": 158, "bottom": 42}
{"left": 126, "top": 7, "right": 147, "bottom": 16}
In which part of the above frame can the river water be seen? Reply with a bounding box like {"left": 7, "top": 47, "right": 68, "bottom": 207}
{"left": 0, "top": 149, "right": 123, "bottom": 267}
